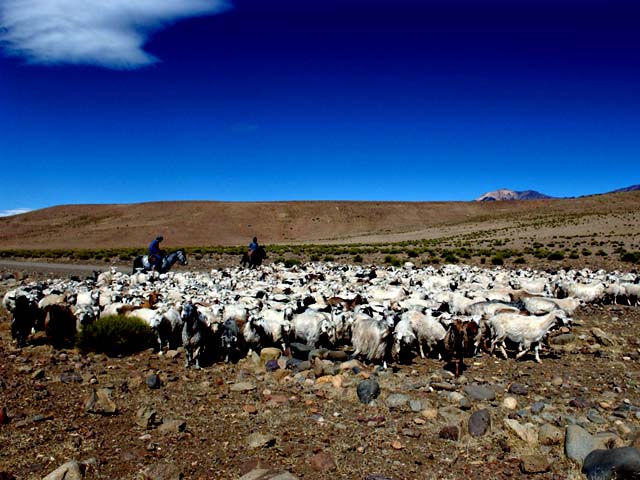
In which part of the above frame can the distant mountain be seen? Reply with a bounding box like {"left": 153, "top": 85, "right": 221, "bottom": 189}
{"left": 475, "top": 189, "right": 553, "bottom": 202}
{"left": 609, "top": 184, "right": 640, "bottom": 193}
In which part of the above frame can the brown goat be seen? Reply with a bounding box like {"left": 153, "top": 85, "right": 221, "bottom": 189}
{"left": 443, "top": 319, "right": 479, "bottom": 377}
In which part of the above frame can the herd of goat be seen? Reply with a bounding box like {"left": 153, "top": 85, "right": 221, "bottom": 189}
{"left": 2, "top": 262, "right": 639, "bottom": 375}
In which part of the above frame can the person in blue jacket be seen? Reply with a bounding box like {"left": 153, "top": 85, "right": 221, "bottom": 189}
{"left": 248, "top": 236, "right": 259, "bottom": 260}
{"left": 149, "top": 235, "right": 164, "bottom": 271}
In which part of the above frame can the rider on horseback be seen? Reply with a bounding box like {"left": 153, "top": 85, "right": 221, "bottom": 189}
{"left": 149, "top": 235, "right": 164, "bottom": 271}
{"left": 248, "top": 236, "right": 259, "bottom": 260}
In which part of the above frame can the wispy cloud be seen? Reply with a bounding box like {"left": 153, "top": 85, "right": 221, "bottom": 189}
{"left": 0, "top": 0, "right": 230, "bottom": 69}
{"left": 0, "top": 208, "right": 33, "bottom": 217}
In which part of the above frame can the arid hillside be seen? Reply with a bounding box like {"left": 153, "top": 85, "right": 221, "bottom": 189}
{"left": 1, "top": 192, "right": 639, "bottom": 250}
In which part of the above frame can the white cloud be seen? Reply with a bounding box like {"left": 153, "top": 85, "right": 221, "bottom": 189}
{"left": 0, "top": 0, "right": 230, "bottom": 69}
{"left": 0, "top": 208, "right": 33, "bottom": 217}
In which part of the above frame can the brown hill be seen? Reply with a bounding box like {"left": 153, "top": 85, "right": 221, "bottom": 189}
{"left": 0, "top": 192, "right": 639, "bottom": 250}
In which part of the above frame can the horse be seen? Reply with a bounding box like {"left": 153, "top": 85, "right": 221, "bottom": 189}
{"left": 240, "top": 245, "right": 267, "bottom": 268}
{"left": 132, "top": 249, "right": 188, "bottom": 274}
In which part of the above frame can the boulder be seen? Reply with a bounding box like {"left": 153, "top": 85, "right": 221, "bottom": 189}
{"left": 582, "top": 447, "right": 640, "bottom": 480}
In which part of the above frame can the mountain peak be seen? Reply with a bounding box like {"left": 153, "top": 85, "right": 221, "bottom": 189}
{"left": 475, "top": 189, "right": 553, "bottom": 201}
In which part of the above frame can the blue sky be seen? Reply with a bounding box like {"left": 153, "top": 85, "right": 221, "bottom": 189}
{"left": 1, "top": 0, "right": 639, "bottom": 215}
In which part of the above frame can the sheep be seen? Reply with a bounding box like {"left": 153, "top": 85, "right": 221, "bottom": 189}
{"left": 554, "top": 281, "right": 605, "bottom": 303}
{"left": 401, "top": 310, "right": 446, "bottom": 359}
{"left": 181, "top": 303, "right": 210, "bottom": 369}
{"left": 291, "top": 310, "right": 335, "bottom": 348}
{"left": 351, "top": 312, "right": 396, "bottom": 367}
{"left": 243, "top": 306, "right": 293, "bottom": 352}
{"left": 149, "top": 308, "right": 183, "bottom": 350}
{"left": 464, "top": 300, "right": 521, "bottom": 317}
{"left": 487, "top": 309, "right": 569, "bottom": 363}
{"left": 392, "top": 317, "right": 417, "bottom": 364}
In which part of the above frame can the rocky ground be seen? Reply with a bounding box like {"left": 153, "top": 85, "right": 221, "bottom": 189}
{"left": 1, "top": 265, "right": 640, "bottom": 480}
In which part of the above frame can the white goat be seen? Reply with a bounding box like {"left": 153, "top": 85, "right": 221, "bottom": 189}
{"left": 487, "top": 309, "right": 569, "bottom": 363}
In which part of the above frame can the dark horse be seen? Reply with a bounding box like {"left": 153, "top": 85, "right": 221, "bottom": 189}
{"left": 240, "top": 245, "right": 267, "bottom": 268}
{"left": 133, "top": 249, "right": 188, "bottom": 274}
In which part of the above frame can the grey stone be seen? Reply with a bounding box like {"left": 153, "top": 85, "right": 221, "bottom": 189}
{"left": 247, "top": 432, "right": 276, "bottom": 449}
{"left": 289, "top": 342, "right": 313, "bottom": 360}
{"left": 591, "top": 327, "right": 616, "bottom": 347}
{"left": 146, "top": 374, "right": 161, "bottom": 389}
{"left": 136, "top": 406, "right": 158, "bottom": 429}
{"left": 231, "top": 382, "right": 256, "bottom": 392}
{"left": 84, "top": 388, "right": 117, "bottom": 415}
{"left": 325, "top": 350, "right": 349, "bottom": 362}
{"left": 60, "top": 372, "right": 83, "bottom": 383}
{"left": 468, "top": 409, "right": 491, "bottom": 437}
{"left": 357, "top": 379, "right": 380, "bottom": 404}
{"left": 409, "top": 400, "right": 422, "bottom": 412}
{"left": 157, "top": 419, "right": 186, "bottom": 434}
{"left": 587, "top": 410, "right": 607, "bottom": 424}
{"left": 582, "top": 447, "right": 640, "bottom": 480}
{"left": 431, "top": 382, "right": 457, "bottom": 391}
{"left": 531, "top": 401, "right": 546, "bottom": 414}
{"left": 385, "top": 393, "right": 409, "bottom": 409}
{"left": 463, "top": 384, "right": 495, "bottom": 401}
{"left": 565, "top": 424, "right": 610, "bottom": 464}
{"left": 539, "top": 423, "right": 563, "bottom": 445}
{"left": 42, "top": 460, "right": 83, "bottom": 480}
{"left": 508, "top": 383, "right": 529, "bottom": 396}
{"left": 549, "top": 333, "right": 576, "bottom": 345}
{"left": 504, "top": 418, "right": 538, "bottom": 446}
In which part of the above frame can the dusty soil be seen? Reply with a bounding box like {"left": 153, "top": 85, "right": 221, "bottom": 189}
{"left": 1, "top": 263, "right": 640, "bottom": 480}
{"left": 0, "top": 192, "right": 639, "bottom": 250}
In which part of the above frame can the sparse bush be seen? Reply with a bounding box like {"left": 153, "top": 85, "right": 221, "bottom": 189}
{"left": 284, "top": 258, "right": 301, "bottom": 268}
{"left": 310, "top": 254, "right": 320, "bottom": 262}
{"left": 514, "top": 257, "right": 526, "bottom": 264}
{"left": 547, "top": 252, "right": 564, "bottom": 261}
{"left": 595, "top": 250, "right": 608, "bottom": 257}
{"left": 323, "top": 255, "right": 334, "bottom": 262}
{"left": 443, "top": 254, "right": 458, "bottom": 264}
{"left": 353, "top": 254, "right": 363, "bottom": 263}
{"left": 384, "top": 255, "right": 402, "bottom": 267}
{"left": 77, "top": 315, "right": 156, "bottom": 357}
{"left": 621, "top": 252, "right": 639, "bottom": 263}
{"left": 491, "top": 256, "right": 503, "bottom": 265}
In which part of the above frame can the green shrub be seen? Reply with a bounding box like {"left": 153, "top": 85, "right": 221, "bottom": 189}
{"left": 310, "top": 254, "right": 320, "bottom": 262}
{"left": 514, "top": 257, "right": 526, "bottom": 264}
{"left": 407, "top": 250, "right": 419, "bottom": 258}
{"left": 443, "top": 254, "right": 458, "bottom": 264}
{"left": 547, "top": 252, "right": 564, "bottom": 261}
{"left": 384, "top": 255, "right": 402, "bottom": 267}
{"left": 491, "top": 256, "right": 504, "bottom": 265}
{"left": 595, "top": 250, "right": 608, "bottom": 257}
{"left": 77, "top": 315, "right": 156, "bottom": 357}
{"left": 284, "top": 258, "right": 301, "bottom": 268}
{"left": 353, "top": 254, "right": 363, "bottom": 263}
{"left": 323, "top": 255, "right": 334, "bottom": 262}
{"left": 582, "top": 249, "right": 592, "bottom": 256}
